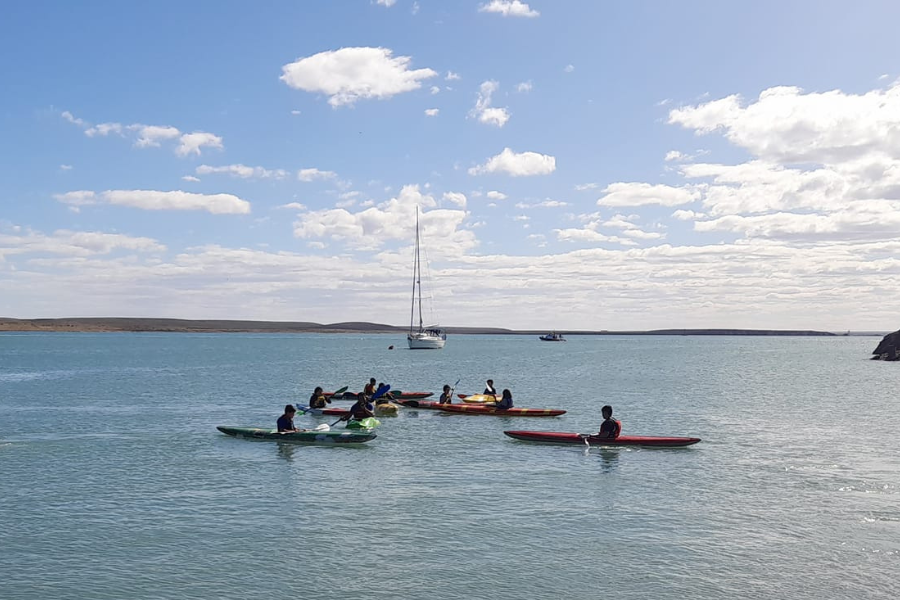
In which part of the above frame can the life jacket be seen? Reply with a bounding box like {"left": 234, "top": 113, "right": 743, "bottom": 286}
{"left": 310, "top": 394, "right": 327, "bottom": 409}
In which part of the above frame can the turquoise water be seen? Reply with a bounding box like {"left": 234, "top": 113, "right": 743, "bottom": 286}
{"left": 1, "top": 333, "right": 897, "bottom": 599}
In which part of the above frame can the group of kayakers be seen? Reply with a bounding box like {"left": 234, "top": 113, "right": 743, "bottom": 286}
{"left": 278, "top": 377, "right": 621, "bottom": 438}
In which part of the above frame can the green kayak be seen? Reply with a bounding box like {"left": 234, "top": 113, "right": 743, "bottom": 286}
{"left": 217, "top": 426, "right": 376, "bottom": 444}
{"left": 346, "top": 417, "right": 380, "bottom": 430}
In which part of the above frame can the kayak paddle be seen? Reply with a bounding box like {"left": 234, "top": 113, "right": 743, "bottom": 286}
{"left": 371, "top": 384, "right": 390, "bottom": 400}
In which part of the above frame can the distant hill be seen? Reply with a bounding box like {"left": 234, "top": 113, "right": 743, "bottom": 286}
{"left": 0, "top": 317, "right": 843, "bottom": 336}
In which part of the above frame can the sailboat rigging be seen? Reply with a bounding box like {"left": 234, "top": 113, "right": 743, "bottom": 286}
{"left": 407, "top": 208, "right": 446, "bottom": 350}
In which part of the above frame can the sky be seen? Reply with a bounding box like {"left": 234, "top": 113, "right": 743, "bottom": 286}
{"left": 2, "top": 0, "right": 900, "bottom": 331}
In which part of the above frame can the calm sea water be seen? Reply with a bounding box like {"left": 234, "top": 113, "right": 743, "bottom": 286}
{"left": 1, "top": 333, "right": 897, "bottom": 599}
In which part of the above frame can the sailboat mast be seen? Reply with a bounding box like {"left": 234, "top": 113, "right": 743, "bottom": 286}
{"left": 416, "top": 209, "right": 424, "bottom": 331}
{"left": 410, "top": 210, "right": 419, "bottom": 334}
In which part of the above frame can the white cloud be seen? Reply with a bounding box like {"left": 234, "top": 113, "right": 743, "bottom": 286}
{"left": 298, "top": 168, "right": 337, "bottom": 182}
{"left": 61, "top": 110, "right": 224, "bottom": 156}
{"left": 446, "top": 71, "right": 461, "bottom": 81}
{"left": 554, "top": 224, "right": 637, "bottom": 246}
{"left": 54, "top": 191, "right": 97, "bottom": 207}
{"left": 513, "top": 215, "right": 530, "bottom": 221}
{"left": 469, "top": 148, "right": 556, "bottom": 176}
{"left": 672, "top": 209, "right": 705, "bottom": 221}
{"left": 0, "top": 228, "right": 165, "bottom": 258}
{"left": 376, "top": 0, "right": 396, "bottom": 6}
{"left": 176, "top": 132, "right": 223, "bottom": 157}
{"left": 59, "top": 164, "right": 73, "bottom": 171}
{"left": 574, "top": 183, "right": 599, "bottom": 191}
{"left": 668, "top": 84, "right": 900, "bottom": 164}
{"left": 478, "top": 1, "right": 540, "bottom": 18}
{"left": 470, "top": 80, "right": 510, "bottom": 127}
{"left": 181, "top": 175, "right": 201, "bottom": 182}
{"left": 564, "top": 64, "right": 575, "bottom": 73}
{"left": 516, "top": 80, "right": 533, "bottom": 93}
{"left": 425, "top": 108, "right": 439, "bottom": 117}
{"left": 442, "top": 192, "right": 467, "bottom": 207}
{"left": 292, "top": 184, "right": 475, "bottom": 255}
{"left": 411, "top": 1, "right": 420, "bottom": 14}
{"left": 597, "top": 182, "right": 700, "bottom": 207}
{"left": 197, "top": 164, "right": 288, "bottom": 179}
{"left": 280, "top": 47, "right": 437, "bottom": 107}
{"left": 290, "top": 110, "right": 302, "bottom": 115}
{"left": 665, "top": 150, "right": 688, "bottom": 162}
{"left": 516, "top": 200, "right": 569, "bottom": 208}
{"left": 85, "top": 122, "right": 124, "bottom": 137}
{"left": 430, "top": 86, "right": 440, "bottom": 95}
{"left": 486, "top": 190, "right": 507, "bottom": 200}
{"left": 61, "top": 111, "right": 85, "bottom": 127}
{"left": 278, "top": 202, "right": 307, "bottom": 210}
{"left": 55, "top": 190, "right": 250, "bottom": 214}
{"left": 133, "top": 125, "right": 181, "bottom": 148}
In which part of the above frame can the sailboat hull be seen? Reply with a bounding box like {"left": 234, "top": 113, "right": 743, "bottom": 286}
{"left": 407, "top": 333, "right": 446, "bottom": 349}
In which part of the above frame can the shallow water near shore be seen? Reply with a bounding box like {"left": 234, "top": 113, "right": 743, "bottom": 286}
{"left": 1, "top": 332, "right": 898, "bottom": 599}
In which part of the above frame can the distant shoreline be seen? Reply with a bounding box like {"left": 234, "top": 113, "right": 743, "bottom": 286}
{"left": 0, "top": 317, "right": 867, "bottom": 336}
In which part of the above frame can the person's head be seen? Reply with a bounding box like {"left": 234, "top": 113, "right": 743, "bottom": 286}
{"left": 357, "top": 392, "right": 367, "bottom": 402}
{"left": 443, "top": 384, "right": 450, "bottom": 392}
{"left": 284, "top": 404, "right": 296, "bottom": 415}
{"left": 314, "top": 386, "right": 323, "bottom": 394}
{"left": 502, "top": 389, "right": 511, "bottom": 400}
{"left": 487, "top": 379, "right": 494, "bottom": 386}
{"left": 370, "top": 378, "right": 376, "bottom": 384}
{"left": 601, "top": 405, "right": 613, "bottom": 419}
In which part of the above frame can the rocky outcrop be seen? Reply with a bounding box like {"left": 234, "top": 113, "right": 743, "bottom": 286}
{"left": 871, "top": 330, "right": 900, "bottom": 360}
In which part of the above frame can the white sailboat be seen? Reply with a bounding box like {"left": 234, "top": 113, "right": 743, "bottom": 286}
{"left": 408, "top": 208, "right": 446, "bottom": 350}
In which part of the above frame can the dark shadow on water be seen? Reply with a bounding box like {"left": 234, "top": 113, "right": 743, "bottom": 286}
{"left": 274, "top": 441, "right": 373, "bottom": 461}
{"left": 588, "top": 447, "right": 620, "bottom": 473}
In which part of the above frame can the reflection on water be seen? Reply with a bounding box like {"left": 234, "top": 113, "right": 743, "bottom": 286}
{"left": 276, "top": 442, "right": 297, "bottom": 461}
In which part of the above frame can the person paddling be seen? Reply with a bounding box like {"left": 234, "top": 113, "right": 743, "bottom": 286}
{"left": 364, "top": 378, "right": 377, "bottom": 399}
{"left": 483, "top": 379, "right": 497, "bottom": 397}
{"left": 348, "top": 392, "right": 375, "bottom": 420}
{"left": 494, "top": 389, "right": 513, "bottom": 410}
{"left": 375, "top": 381, "right": 395, "bottom": 404}
{"left": 439, "top": 384, "right": 453, "bottom": 404}
{"left": 277, "top": 404, "right": 299, "bottom": 432}
{"left": 309, "top": 386, "right": 331, "bottom": 409}
{"left": 598, "top": 405, "right": 621, "bottom": 439}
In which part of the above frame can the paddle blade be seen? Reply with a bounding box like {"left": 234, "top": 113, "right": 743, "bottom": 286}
{"left": 334, "top": 386, "right": 349, "bottom": 395}
{"left": 371, "top": 384, "right": 390, "bottom": 400}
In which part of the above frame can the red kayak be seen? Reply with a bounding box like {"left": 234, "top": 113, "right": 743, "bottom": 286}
{"left": 504, "top": 430, "right": 700, "bottom": 447}
{"left": 325, "top": 391, "right": 433, "bottom": 400}
{"left": 398, "top": 400, "right": 564, "bottom": 417}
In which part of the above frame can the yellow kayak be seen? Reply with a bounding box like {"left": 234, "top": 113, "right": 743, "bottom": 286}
{"left": 459, "top": 394, "right": 497, "bottom": 404}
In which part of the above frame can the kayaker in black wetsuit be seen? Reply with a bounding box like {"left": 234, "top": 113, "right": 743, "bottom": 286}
{"left": 483, "top": 379, "right": 497, "bottom": 397}
{"left": 309, "top": 387, "right": 331, "bottom": 409}
{"left": 598, "top": 405, "right": 621, "bottom": 439}
{"left": 348, "top": 393, "right": 375, "bottom": 420}
{"left": 439, "top": 384, "right": 452, "bottom": 404}
{"left": 277, "top": 405, "right": 299, "bottom": 432}
{"left": 494, "top": 389, "right": 513, "bottom": 410}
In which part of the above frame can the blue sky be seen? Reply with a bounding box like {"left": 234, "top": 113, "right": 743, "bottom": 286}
{"left": 3, "top": 0, "right": 900, "bottom": 330}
